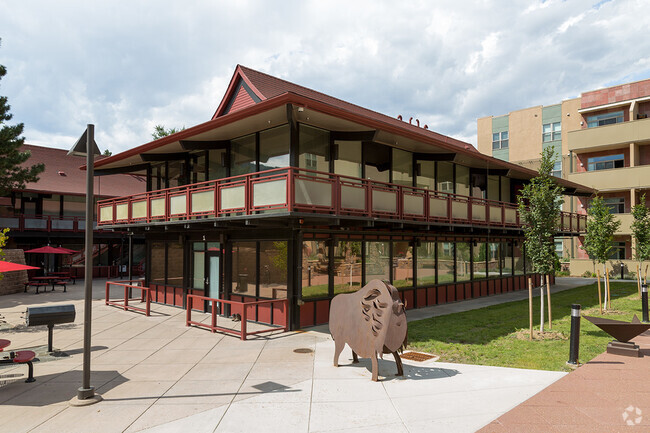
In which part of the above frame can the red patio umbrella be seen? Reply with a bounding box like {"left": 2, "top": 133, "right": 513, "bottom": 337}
{"left": 0, "top": 261, "right": 40, "bottom": 273}
{"left": 24, "top": 246, "right": 72, "bottom": 254}
{"left": 57, "top": 247, "right": 79, "bottom": 254}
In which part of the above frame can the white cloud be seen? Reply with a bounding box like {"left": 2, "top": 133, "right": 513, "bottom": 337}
{"left": 0, "top": 0, "right": 649, "bottom": 155}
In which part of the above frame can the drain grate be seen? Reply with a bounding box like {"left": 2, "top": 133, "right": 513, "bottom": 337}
{"left": 401, "top": 351, "right": 435, "bottom": 362}
{"left": 293, "top": 348, "right": 313, "bottom": 354}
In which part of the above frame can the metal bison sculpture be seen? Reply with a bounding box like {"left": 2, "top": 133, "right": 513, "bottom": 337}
{"left": 329, "top": 279, "right": 407, "bottom": 381}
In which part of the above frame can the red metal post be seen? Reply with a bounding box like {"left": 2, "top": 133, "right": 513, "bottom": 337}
{"left": 145, "top": 290, "right": 150, "bottom": 317}
{"left": 124, "top": 286, "right": 129, "bottom": 310}
{"left": 186, "top": 296, "right": 192, "bottom": 326}
{"left": 211, "top": 300, "right": 217, "bottom": 333}
{"left": 105, "top": 282, "right": 109, "bottom": 305}
{"left": 240, "top": 304, "right": 247, "bottom": 340}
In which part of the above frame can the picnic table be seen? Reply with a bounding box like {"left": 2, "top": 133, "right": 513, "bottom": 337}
{"left": 50, "top": 271, "right": 75, "bottom": 284}
{"left": 24, "top": 276, "right": 68, "bottom": 294}
{"left": 0, "top": 339, "right": 36, "bottom": 382}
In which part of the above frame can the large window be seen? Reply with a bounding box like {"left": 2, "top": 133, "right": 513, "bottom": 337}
{"left": 231, "top": 242, "right": 257, "bottom": 297}
{"left": 492, "top": 131, "right": 509, "bottom": 150}
{"left": 438, "top": 242, "right": 454, "bottom": 283}
{"left": 259, "top": 125, "right": 290, "bottom": 171}
{"left": 513, "top": 242, "right": 524, "bottom": 275}
{"left": 333, "top": 241, "right": 362, "bottom": 295}
{"left": 302, "top": 240, "right": 330, "bottom": 299}
{"left": 416, "top": 241, "right": 436, "bottom": 286}
{"left": 437, "top": 162, "right": 454, "bottom": 193}
{"left": 364, "top": 143, "right": 390, "bottom": 183}
{"left": 259, "top": 241, "right": 288, "bottom": 299}
{"left": 365, "top": 241, "right": 390, "bottom": 282}
{"left": 416, "top": 160, "right": 435, "bottom": 190}
{"left": 231, "top": 134, "right": 256, "bottom": 176}
{"left": 456, "top": 165, "right": 470, "bottom": 196}
{"left": 543, "top": 122, "right": 561, "bottom": 142}
{"left": 488, "top": 242, "right": 500, "bottom": 276}
{"left": 150, "top": 242, "right": 166, "bottom": 285}
{"left": 487, "top": 176, "right": 499, "bottom": 201}
{"left": 587, "top": 154, "right": 624, "bottom": 171}
{"left": 552, "top": 160, "right": 562, "bottom": 178}
{"left": 299, "top": 125, "right": 330, "bottom": 172}
{"left": 456, "top": 242, "right": 471, "bottom": 282}
{"left": 609, "top": 241, "right": 626, "bottom": 260}
{"left": 167, "top": 242, "right": 184, "bottom": 287}
{"left": 334, "top": 141, "right": 362, "bottom": 179}
{"left": 472, "top": 242, "right": 487, "bottom": 280}
{"left": 392, "top": 149, "right": 413, "bottom": 187}
{"left": 207, "top": 149, "right": 228, "bottom": 180}
{"left": 392, "top": 241, "right": 413, "bottom": 288}
{"left": 603, "top": 197, "right": 625, "bottom": 214}
{"left": 501, "top": 242, "right": 513, "bottom": 275}
{"left": 587, "top": 111, "right": 623, "bottom": 128}
{"left": 192, "top": 243, "right": 205, "bottom": 290}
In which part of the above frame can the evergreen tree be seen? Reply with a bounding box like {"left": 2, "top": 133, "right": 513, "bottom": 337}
{"left": 151, "top": 124, "right": 185, "bottom": 140}
{"left": 0, "top": 50, "right": 45, "bottom": 196}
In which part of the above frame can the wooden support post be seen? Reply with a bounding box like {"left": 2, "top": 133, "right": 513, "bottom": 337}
{"left": 546, "top": 274, "right": 552, "bottom": 330}
{"left": 597, "top": 270, "right": 603, "bottom": 315}
{"left": 606, "top": 271, "right": 611, "bottom": 309}
{"left": 528, "top": 277, "right": 533, "bottom": 340}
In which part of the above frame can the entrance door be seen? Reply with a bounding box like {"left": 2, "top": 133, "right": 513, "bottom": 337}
{"left": 205, "top": 249, "right": 221, "bottom": 313}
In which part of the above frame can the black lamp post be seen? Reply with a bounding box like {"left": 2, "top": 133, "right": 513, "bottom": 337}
{"left": 68, "top": 124, "right": 102, "bottom": 406}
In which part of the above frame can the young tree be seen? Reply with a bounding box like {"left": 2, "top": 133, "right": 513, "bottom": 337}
{"left": 0, "top": 47, "right": 45, "bottom": 196}
{"left": 582, "top": 195, "right": 621, "bottom": 310}
{"left": 151, "top": 125, "right": 185, "bottom": 140}
{"left": 517, "top": 146, "right": 564, "bottom": 331}
{"left": 631, "top": 194, "right": 650, "bottom": 294}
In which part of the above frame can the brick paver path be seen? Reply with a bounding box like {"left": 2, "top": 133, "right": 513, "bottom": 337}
{"left": 479, "top": 332, "right": 650, "bottom": 432}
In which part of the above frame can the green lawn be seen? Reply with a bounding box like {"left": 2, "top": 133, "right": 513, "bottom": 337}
{"left": 408, "top": 282, "right": 642, "bottom": 371}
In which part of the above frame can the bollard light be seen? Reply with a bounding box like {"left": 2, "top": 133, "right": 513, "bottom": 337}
{"left": 568, "top": 304, "right": 581, "bottom": 365}
{"left": 642, "top": 284, "right": 649, "bottom": 323}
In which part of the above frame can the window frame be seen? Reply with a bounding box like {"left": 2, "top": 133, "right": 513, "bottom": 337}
{"left": 492, "top": 131, "right": 509, "bottom": 150}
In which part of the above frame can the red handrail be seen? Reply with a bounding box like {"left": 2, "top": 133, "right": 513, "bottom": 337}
{"left": 105, "top": 280, "right": 151, "bottom": 316}
{"left": 97, "top": 166, "right": 585, "bottom": 233}
{"left": 186, "top": 294, "right": 288, "bottom": 340}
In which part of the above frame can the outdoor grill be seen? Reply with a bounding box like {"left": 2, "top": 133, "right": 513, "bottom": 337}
{"left": 25, "top": 305, "right": 76, "bottom": 352}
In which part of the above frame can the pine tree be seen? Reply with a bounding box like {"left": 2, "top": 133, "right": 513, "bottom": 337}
{"left": 0, "top": 50, "right": 45, "bottom": 196}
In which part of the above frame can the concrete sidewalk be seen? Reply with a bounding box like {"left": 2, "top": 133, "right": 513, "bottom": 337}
{"left": 0, "top": 278, "right": 589, "bottom": 432}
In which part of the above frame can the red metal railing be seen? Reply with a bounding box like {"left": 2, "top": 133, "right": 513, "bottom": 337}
{"left": 0, "top": 214, "right": 103, "bottom": 233}
{"left": 186, "top": 294, "right": 289, "bottom": 340}
{"left": 97, "top": 167, "right": 587, "bottom": 233}
{"left": 105, "top": 280, "right": 151, "bottom": 316}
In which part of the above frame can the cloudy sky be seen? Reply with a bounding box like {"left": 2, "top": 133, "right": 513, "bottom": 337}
{"left": 0, "top": 0, "right": 648, "bottom": 154}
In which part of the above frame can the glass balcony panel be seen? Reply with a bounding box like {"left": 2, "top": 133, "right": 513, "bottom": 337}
{"left": 452, "top": 201, "right": 468, "bottom": 220}
{"left": 99, "top": 207, "right": 113, "bottom": 223}
{"left": 472, "top": 203, "right": 486, "bottom": 221}
{"left": 220, "top": 185, "right": 246, "bottom": 211}
{"left": 116, "top": 203, "right": 128, "bottom": 220}
{"left": 252, "top": 179, "right": 287, "bottom": 208}
{"left": 150, "top": 197, "right": 166, "bottom": 217}
{"left": 295, "top": 178, "right": 332, "bottom": 207}
{"left": 132, "top": 201, "right": 147, "bottom": 219}
{"left": 340, "top": 184, "right": 366, "bottom": 210}
{"left": 372, "top": 189, "right": 397, "bottom": 213}
{"left": 52, "top": 219, "right": 74, "bottom": 230}
{"left": 24, "top": 218, "right": 47, "bottom": 229}
{"left": 429, "top": 197, "right": 448, "bottom": 218}
{"left": 403, "top": 194, "right": 424, "bottom": 216}
{"left": 489, "top": 206, "right": 502, "bottom": 223}
{"left": 191, "top": 191, "right": 215, "bottom": 214}
{"left": 505, "top": 208, "right": 517, "bottom": 224}
{"left": 170, "top": 195, "right": 187, "bottom": 215}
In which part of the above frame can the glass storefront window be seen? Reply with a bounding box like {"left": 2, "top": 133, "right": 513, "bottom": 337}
{"left": 437, "top": 162, "right": 454, "bottom": 194}
{"left": 416, "top": 241, "right": 436, "bottom": 286}
{"left": 456, "top": 165, "right": 470, "bottom": 197}
{"left": 299, "top": 125, "right": 330, "bottom": 173}
{"left": 438, "top": 242, "right": 454, "bottom": 283}
{"left": 302, "top": 240, "right": 329, "bottom": 299}
{"left": 207, "top": 149, "right": 227, "bottom": 180}
{"left": 488, "top": 242, "right": 500, "bottom": 277}
{"left": 259, "top": 125, "right": 290, "bottom": 171}
{"left": 392, "top": 148, "right": 412, "bottom": 187}
{"left": 514, "top": 242, "right": 524, "bottom": 275}
{"left": 150, "top": 242, "right": 166, "bottom": 285}
{"left": 364, "top": 143, "right": 390, "bottom": 183}
{"left": 392, "top": 241, "right": 413, "bottom": 288}
{"left": 456, "top": 242, "right": 471, "bottom": 282}
{"left": 472, "top": 242, "right": 487, "bottom": 280}
{"left": 167, "top": 241, "right": 184, "bottom": 287}
{"left": 231, "top": 134, "right": 256, "bottom": 176}
{"left": 192, "top": 251, "right": 205, "bottom": 289}
{"left": 365, "top": 241, "right": 390, "bottom": 283}
{"left": 333, "top": 241, "right": 362, "bottom": 295}
{"left": 334, "top": 141, "right": 362, "bottom": 180}
{"left": 259, "top": 241, "right": 288, "bottom": 299}
{"left": 232, "top": 242, "right": 257, "bottom": 297}
{"left": 501, "top": 242, "right": 513, "bottom": 276}
{"left": 416, "top": 160, "right": 435, "bottom": 190}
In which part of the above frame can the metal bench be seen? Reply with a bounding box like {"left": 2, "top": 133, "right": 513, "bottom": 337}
{"left": 23, "top": 281, "right": 50, "bottom": 294}
{"left": 1, "top": 350, "right": 36, "bottom": 382}
{"left": 51, "top": 279, "right": 68, "bottom": 292}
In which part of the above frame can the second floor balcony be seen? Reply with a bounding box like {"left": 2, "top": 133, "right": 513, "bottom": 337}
{"left": 97, "top": 167, "right": 586, "bottom": 234}
{"left": 568, "top": 117, "right": 650, "bottom": 152}
{"left": 0, "top": 214, "right": 101, "bottom": 233}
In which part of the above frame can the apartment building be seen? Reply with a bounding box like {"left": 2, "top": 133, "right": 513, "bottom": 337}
{"left": 478, "top": 78, "right": 650, "bottom": 275}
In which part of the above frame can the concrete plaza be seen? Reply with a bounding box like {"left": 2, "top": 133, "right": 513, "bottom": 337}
{"left": 0, "top": 278, "right": 588, "bottom": 432}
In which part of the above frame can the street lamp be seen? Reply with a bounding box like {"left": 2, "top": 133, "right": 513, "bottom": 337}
{"left": 68, "top": 124, "right": 102, "bottom": 406}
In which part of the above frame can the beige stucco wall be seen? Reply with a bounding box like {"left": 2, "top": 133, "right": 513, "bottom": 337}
{"left": 569, "top": 258, "right": 645, "bottom": 277}
{"left": 508, "top": 106, "right": 543, "bottom": 162}
{"left": 477, "top": 116, "right": 493, "bottom": 155}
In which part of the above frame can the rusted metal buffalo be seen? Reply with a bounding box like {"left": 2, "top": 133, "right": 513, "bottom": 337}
{"left": 329, "top": 279, "right": 407, "bottom": 381}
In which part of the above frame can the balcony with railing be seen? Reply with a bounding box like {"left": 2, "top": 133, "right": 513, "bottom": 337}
{"left": 97, "top": 167, "right": 586, "bottom": 234}
{"left": 0, "top": 214, "right": 101, "bottom": 233}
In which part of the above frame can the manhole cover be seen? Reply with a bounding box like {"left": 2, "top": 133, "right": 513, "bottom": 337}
{"left": 401, "top": 351, "right": 435, "bottom": 362}
{"left": 293, "top": 348, "right": 313, "bottom": 354}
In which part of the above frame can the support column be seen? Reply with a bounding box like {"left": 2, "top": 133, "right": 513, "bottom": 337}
{"left": 631, "top": 142, "right": 639, "bottom": 167}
